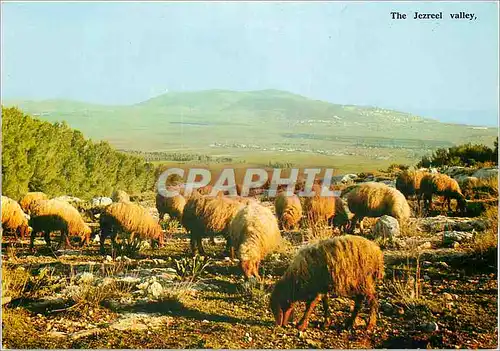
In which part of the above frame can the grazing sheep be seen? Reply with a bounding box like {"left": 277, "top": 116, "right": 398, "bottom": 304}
{"left": 99, "top": 202, "right": 165, "bottom": 253}
{"left": 182, "top": 193, "right": 245, "bottom": 256}
{"left": 1, "top": 196, "right": 30, "bottom": 239}
{"left": 275, "top": 192, "right": 303, "bottom": 230}
{"left": 111, "top": 190, "right": 130, "bottom": 203}
{"left": 395, "top": 170, "right": 427, "bottom": 199}
{"left": 156, "top": 193, "right": 186, "bottom": 221}
{"left": 302, "top": 185, "right": 335, "bottom": 225}
{"left": 19, "top": 192, "right": 49, "bottom": 215}
{"left": 269, "top": 235, "right": 384, "bottom": 332}
{"left": 331, "top": 197, "right": 349, "bottom": 231}
{"left": 346, "top": 182, "right": 410, "bottom": 234}
{"left": 229, "top": 202, "right": 282, "bottom": 279}
{"left": 419, "top": 173, "right": 467, "bottom": 213}
{"left": 29, "top": 199, "right": 91, "bottom": 250}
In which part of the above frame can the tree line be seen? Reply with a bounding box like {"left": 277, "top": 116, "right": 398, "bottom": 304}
{"left": 418, "top": 138, "right": 498, "bottom": 168}
{"left": 2, "top": 107, "right": 156, "bottom": 201}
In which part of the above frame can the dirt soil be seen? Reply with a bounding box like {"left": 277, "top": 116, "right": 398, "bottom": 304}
{"left": 2, "top": 222, "right": 497, "bottom": 350}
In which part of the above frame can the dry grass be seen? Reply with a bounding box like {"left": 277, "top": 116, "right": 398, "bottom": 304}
{"left": 385, "top": 253, "right": 423, "bottom": 309}
{"left": 1, "top": 266, "right": 30, "bottom": 304}
{"left": 468, "top": 205, "right": 498, "bottom": 254}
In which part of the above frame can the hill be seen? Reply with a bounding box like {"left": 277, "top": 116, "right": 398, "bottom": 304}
{"left": 4, "top": 90, "right": 498, "bottom": 168}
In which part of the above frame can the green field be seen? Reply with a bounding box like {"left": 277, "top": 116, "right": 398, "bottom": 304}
{"left": 5, "top": 89, "right": 497, "bottom": 170}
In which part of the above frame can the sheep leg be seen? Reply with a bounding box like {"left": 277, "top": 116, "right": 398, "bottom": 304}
{"left": 366, "top": 294, "right": 379, "bottom": 331}
{"left": 224, "top": 237, "right": 233, "bottom": 257}
{"left": 110, "top": 234, "right": 118, "bottom": 255}
{"left": 348, "top": 216, "right": 358, "bottom": 234}
{"left": 190, "top": 236, "right": 198, "bottom": 255}
{"left": 358, "top": 217, "right": 365, "bottom": 235}
{"left": 321, "top": 295, "right": 332, "bottom": 330}
{"left": 197, "top": 237, "right": 206, "bottom": 256}
{"left": 254, "top": 261, "right": 261, "bottom": 280}
{"left": 345, "top": 295, "right": 364, "bottom": 330}
{"left": 446, "top": 197, "right": 452, "bottom": 211}
{"left": 62, "top": 234, "right": 73, "bottom": 249}
{"left": 297, "top": 294, "right": 322, "bottom": 331}
{"left": 282, "top": 306, "right": 294, "bottom": 326}
{"left": 43, "top": 231, "right": 52, "bottom": 248}
{"left": 425, "top": 194, "right": 433, "bottom": 211}
{"left": 29, "top": 230, "right": 37, "bottom": 250}
{"left": 99, "top": 232, "right": 108, "bottom": 254}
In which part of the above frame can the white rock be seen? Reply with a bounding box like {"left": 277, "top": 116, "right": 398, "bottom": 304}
{"left": 105, "top": 255, "right": 113, "bottom": 262}
{"left": 147, "top": 281, "right": 164, "bottom": 299}
{"left": 472, "top": 167, "right": 498, "bottom": 180}
{"left": 443, "top": 231, "right": 474, "bottom": 245}
{"left": 91, "top": 197, "right": 113, "bottom": 208}
{"left": 372, "top": 215, "right": 400, "bottom": 246}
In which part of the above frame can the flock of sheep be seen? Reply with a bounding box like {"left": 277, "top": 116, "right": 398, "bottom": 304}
{"left": 0, "top": 168, "right": 468, "bottom": 331}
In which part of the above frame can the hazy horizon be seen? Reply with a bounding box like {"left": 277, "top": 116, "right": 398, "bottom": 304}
{"left": 1, "top": 1, "right": 498, "bottom": 126}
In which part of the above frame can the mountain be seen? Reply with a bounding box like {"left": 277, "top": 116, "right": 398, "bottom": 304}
{"left": 3, "top": 90, "right": 497, "bottom": 167}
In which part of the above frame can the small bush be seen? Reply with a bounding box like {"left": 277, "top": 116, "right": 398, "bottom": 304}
{"left": 173, "top": 255, "right": 212, "bottom": 282}
{"left": 162, "top": 218, "right": 181, "bottom": 234}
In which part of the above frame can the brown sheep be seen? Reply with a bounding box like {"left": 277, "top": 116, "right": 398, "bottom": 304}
{"left": 331, "top": 197, "right": 349, "bottom": 231}
{"left": 182, "top": 192, "right": 245, "bottom": 256}
{"left": 346, "top": 182, "right": 410, "bottom": 234}
{"left": 99, "top": 202, "right": 164, "bottom": 253}
{"left": 302, "top": 185, "right": 335, "bottom": 226}
{"left": 228, "top": 202, "right": 282, "bottom": 279}
{"left": 19, "top": 192, "right": 49, "bottom": 215}
{"left": 395, "top": 170, "right": 427, "bottom": 199}
{"left": 419, "top": 173, "right": 467, "bottom": 213}
{"left": 1, "top": 196, "right": 31, "bottom": 239}
{"left": 111, "top": 190, "right": 130, "bottom": 203}
{"left": 156, "top": 193, "right": 186, "bottom": 221}
{"left": 29, "top": 199, "right": 91, "bottom": 250}
{"left": 270, "top": 235, "right": 384, "bottom": 331}
{"left": 274, "top": 192, "right": 302, "bottom": 230}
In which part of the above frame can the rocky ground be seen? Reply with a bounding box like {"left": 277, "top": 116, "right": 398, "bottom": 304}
{"left": 2, "top": 203, "right": 498, "bottom": 349}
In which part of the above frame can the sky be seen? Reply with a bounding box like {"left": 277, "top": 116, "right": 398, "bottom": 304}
{"left": 1, "top": 1, "right": 499, "bottom": 126}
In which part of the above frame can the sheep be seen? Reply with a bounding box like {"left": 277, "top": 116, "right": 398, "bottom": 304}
{"left": 275, "top": 192, "right": 302, "bottom": 230}
{"left": 269, "top": 235, "right": 384, "bottom": 332}
{"left": 156, "top": 193, "right": 186, "bottom": 222}
{"left": 345, "top": 182, "right": 410, "bottom": 234}
{"left": 29, "top": 199, "right": 91, "bottom": 250}
{"left": 19, "top": 192, "right": 49, "bottom": 215}
{"left": 182, "top": 192, "right": 245, "bottom": 256}
{"left": 228, "top": 202, "right": 282, "bottom": 279}
{"left": 111, "top": 190, "right": 130, "bottom": 203}
{"left": 419, "top": 173, "right": 467, "bottom": 213}
{"left": 395, "top": 170, "right": 427, "bottom": 199}
{"left": 99, "top": 202, "right": 165, "bottom": 253}
{"left": 331, "top": 197, "right": 349, "bottom": 231}
{"left": 303, "top": 185, "right": 335, "bottom": 225}
{"left": 1, "top": 196, "right": 30, "bottom": 240}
